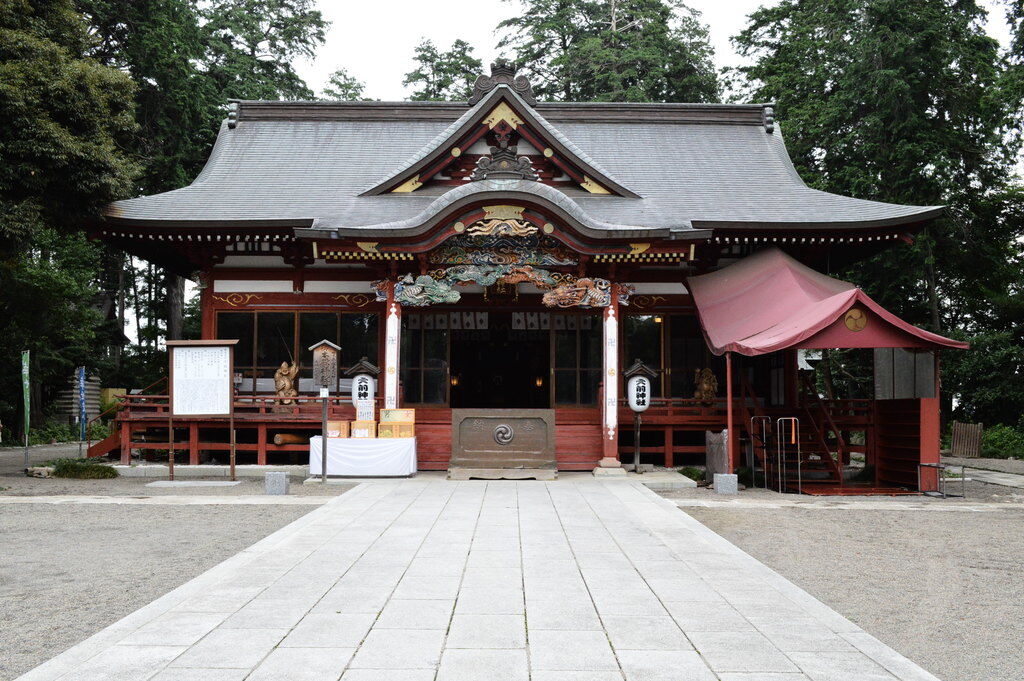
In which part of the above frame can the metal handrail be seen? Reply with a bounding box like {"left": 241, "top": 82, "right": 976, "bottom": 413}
{"left": 776, "top": 417, "right": 801, "bottom": 494}
{"left": 750, "top": 415, "right": 772, "bottom": 489}
{"left": 87, "top": 375, "right": 167, "bottom": 453}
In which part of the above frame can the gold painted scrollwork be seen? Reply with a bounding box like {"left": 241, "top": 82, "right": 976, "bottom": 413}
{"left": 333, "top": 294, "right": 374, "bottom": 308}
{"left": 211, "top": 293, "right": 261, "bottom": 307}
{"left": 630, "top": 295, "right": 668, "bottom": 309}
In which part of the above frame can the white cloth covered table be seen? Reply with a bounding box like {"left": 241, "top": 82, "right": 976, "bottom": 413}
{"left": 309, "top": 436, "right": 416, "bottom": 477}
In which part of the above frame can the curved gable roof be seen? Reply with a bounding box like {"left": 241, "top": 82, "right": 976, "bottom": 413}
{"left": 360, "top": 85, "right": 638, "bottom": 198}
{"left": 101, "top": 98, "right": 943, "bottom": 234}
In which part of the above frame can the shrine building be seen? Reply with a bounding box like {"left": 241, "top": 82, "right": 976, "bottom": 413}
{"left": 90, "top": 62, "right": 966, "bottom": 492}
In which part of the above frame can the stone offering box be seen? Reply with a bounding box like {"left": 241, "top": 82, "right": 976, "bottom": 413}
{"left": 450, "top": 409, "right": 556, "bottom": 470}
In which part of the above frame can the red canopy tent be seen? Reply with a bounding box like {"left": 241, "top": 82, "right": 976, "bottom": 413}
{"left": 687, "top": 247, "right": 967, "bottom": 477}
{"left": 687, "top": 247, "right": 967, "bottom": 356}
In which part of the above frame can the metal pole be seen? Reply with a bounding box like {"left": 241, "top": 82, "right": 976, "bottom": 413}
{"left": 229, "top": 411, "right": 236, "bottom": 482}
{"left": 633, "top": 413, "right": 641, "bottom": 474}
{"left": 321, "top": 392, "right": 328, "bottom": 483}
{"left": 167, "top": 411, "right": 174, "bottom": 481}
{"left": 22, "top": 350, "right": 30, "bottom": 471}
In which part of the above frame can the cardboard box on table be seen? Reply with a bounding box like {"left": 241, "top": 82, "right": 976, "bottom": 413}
{"left": 350, "top": 421, "right": 377, "bottom": 438}
{"left": 326, "top": 420, "right": 349, "bottom": 438}
{"left": 379, "top": 409, "right": 415, "bottom": 438}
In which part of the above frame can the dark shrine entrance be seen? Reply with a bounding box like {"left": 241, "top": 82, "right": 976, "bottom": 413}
{"left": 449, "top": 312, "right": 550, "bottom": 409}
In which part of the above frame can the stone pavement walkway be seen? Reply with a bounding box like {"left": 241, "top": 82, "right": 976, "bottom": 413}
{"left": 18, "top": 480, "right": 941, "bottom": 681}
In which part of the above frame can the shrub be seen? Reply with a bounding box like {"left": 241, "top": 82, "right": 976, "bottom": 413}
{"left": 47, "top": 458, "right": 118, "bottom": 479}
{"left": 981, "top": 425, "right": 1024, "bottom": 460}
{"left": 677, "top": 466, "right": 705, "bottom": 482}
{"left": 28, "top": 422, "right": 108, "bottom": 445}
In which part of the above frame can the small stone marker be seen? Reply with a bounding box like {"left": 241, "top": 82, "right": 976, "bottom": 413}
{"left": 265, "top": 471, "right": 290, "bottom": 495}
{"left": 713, "top": 473, "right": 738, "bottom": 495}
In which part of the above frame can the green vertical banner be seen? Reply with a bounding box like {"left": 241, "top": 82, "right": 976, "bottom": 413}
{"left": 22, "top": 350, "right": 30, "bottom": 468}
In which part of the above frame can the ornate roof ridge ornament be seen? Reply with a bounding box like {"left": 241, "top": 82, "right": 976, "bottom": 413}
{"left": 470, "top": 145, "right": 540, "bottom": 182}
{"left": 468, "top": 58, "right": 537, "bottom": 106}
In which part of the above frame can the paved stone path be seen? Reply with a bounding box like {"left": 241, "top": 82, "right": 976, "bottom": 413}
{"left": 18, "top": 480, "right": 940, "bottom": 681}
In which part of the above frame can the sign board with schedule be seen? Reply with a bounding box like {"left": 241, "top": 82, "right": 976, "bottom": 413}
{"left": 168, "top": 340, "right": 237, "bottom": 417}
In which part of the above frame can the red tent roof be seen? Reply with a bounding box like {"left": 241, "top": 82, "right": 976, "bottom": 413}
{"left": 687, "top": 248, "right": 968, "bottom": 356}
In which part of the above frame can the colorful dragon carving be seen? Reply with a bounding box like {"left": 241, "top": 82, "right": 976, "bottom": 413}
{"left": 375, "top": 267, "right": 632, "bottom": 309}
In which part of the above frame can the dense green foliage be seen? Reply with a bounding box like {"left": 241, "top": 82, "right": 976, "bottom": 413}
{"left": 404, "top": 39, "right": 482, "bottom": 101}
{"left": 323, "top": 67, "right": 367, "bottom": 100}
{"left": 980, "top": 424, "right": 1024, "bottom": 459}
{"left": 733, "top": 0, "right": 1024, "bottom": 426}
{"left": 498, "top": 0, "right": 719, "bottom": 102}
{"left": 0, "top": 0, "right": 138, "bottom": 435}
{"left": 0, "top": 0, "right": 329, "bottom": 436}
{"left": 48, "top": 457, "right": 119, "bottom": 478}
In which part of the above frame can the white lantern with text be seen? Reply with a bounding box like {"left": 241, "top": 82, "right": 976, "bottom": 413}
{"left": 626, "top": 375, "right": 652, "bottom": 413}
{"left": 623, "top": 359, "right": 658, "bottom": 474}
{"left": 345, "top": 357, "right": 381, "bottom": 423}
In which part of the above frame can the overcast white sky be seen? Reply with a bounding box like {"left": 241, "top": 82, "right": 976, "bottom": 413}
{"left": 294, "top": 0, "right": 1012, "bottom": 100}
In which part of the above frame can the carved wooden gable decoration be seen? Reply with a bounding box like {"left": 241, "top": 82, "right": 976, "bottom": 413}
{"left": 364, "top": 61, "right": 637, "bottom": 198}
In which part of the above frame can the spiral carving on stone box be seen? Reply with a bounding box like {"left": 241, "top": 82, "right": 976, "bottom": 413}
{"left": 494, "top": 424, "right": 514, "bottom": 445}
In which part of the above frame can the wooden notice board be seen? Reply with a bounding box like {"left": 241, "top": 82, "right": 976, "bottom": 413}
{"left": 167, "top": 340, "right": 237, "bottom": 417}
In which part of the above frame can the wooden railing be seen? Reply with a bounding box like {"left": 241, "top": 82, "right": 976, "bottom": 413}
{"left": 117, "top": 392, "right": 386, "bottom": 419}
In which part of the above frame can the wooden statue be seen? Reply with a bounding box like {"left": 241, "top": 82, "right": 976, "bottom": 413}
{"left": 693, "top": 368, "right": 718, "bottom": 404}
{"left": 274, "top": 361, "right": 299, "bottom": 404}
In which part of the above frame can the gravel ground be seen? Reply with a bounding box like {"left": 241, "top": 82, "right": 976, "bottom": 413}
{"left": 0, "top": 444, "right": 358, "bottom": 680}
{"left": 943, "top": 455, "right": 1024, "bottom": 475}
{"left": 0, "top": 444, "right": 352, "bottom": 497}
{"left": 661, "top": 488, "right": 1024, "bottom": 681}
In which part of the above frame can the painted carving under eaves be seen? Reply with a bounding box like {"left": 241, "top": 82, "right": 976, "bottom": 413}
{"left": 373, "top": 274, "right": 461, "bottom": 307}
{"left": 430, "top": 234, "right": 577, "bottom": 267}
{"left": 542, "top": 278, "right": 633, "bottom": 309}
{"left": 374, "top": 266, "right": 632, "bottom": 309}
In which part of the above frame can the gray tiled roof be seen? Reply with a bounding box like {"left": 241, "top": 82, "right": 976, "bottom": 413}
{"left": 102, "top": 98, "right": 942, "bottom": 234}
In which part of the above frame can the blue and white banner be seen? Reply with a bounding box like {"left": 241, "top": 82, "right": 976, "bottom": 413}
{"left": 78, "top": 366, "right": 87, "bottom": 440}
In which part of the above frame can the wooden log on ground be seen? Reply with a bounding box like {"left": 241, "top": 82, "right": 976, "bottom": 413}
{"left": 273, "top": 433, "right": 307, "bottom": 446}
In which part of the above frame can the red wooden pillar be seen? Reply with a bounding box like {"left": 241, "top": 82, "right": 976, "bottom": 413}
{"left": 257, "top": 423, "right": 267, "bottom": 465}
{"left": 919, "top": 397, "right": 940, "bottom": 491}
{"left": 188, "top": 423, "right": 199, "bottom": 465}
{"left": 599, "top": 285, "right": 621, "bottom": 467}
{"left": 383, "top": 281, "right": 402, "bottom": 410}
{"left": 726, "top": 350, "right": 737, "bottom": 470}
{"left": 119, "top": 421, "right": 131, "bottom": 464}
{"left": 199, "top": 274, "right": 215, "bottom": 340}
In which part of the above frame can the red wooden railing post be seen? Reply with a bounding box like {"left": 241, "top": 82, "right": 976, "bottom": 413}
{"left": 726, "top": 351, "right": 736, "bottom": 470}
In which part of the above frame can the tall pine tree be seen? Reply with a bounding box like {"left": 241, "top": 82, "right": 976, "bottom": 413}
{"left": 404, "top": 39, "right": 483, "bottom": 101}
{"left": 498, "top": 0, "right": 719, "bottom": 102}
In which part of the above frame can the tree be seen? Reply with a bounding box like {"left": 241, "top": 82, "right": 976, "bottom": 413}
{"left": 81, "top": 0, "right": 216, "bottom": 193}
{"left": 81, "top": 0, "right": 218, "bottom": 346}
{"left": 323, "top": 67, "right": 366, "bottom": 100}
{"left": 733, "top": 0, "right": 1024, "bottom": 425}
{"left": 496, "top": 0, "right": 591, "bottom": 101}
{"left": 0, "top": 0, "right": 137, "bottom": 431}
{"left": 80, "top": 0, "right": 328, "bottom": 353}
{"left": 498, "top": 0, "right": 719, "bottom": 102}
{"left": 403, "top": 39, "right": 483, "bottom": 101}
{"left": 202, "top": 0, "right": 328, "bottom": 101}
